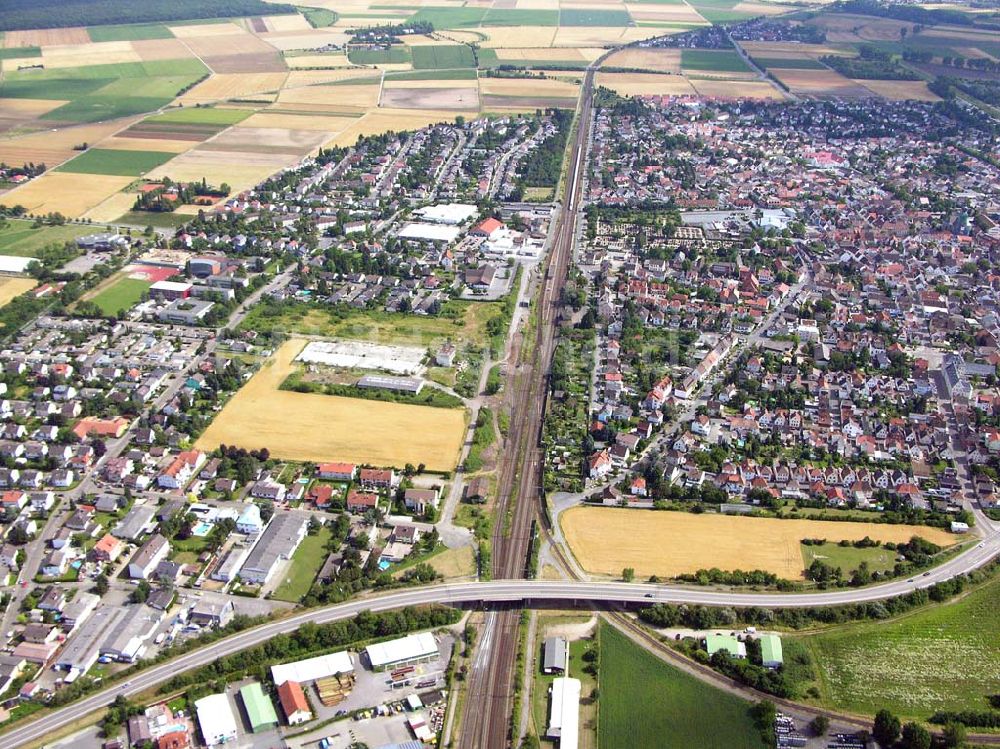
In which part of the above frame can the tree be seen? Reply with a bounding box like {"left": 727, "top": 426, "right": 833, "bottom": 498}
{"left": 941, "top": 722, "right": 966, "bottom": 748}
{"left": 873, "top": 709, "right": 901, "bottom": 748}
{"left": 900, "top": 722, "right": 931, "bottom": 749}
{"left": 93, "top": 574, "right": 109, "bottom": 596}
{"left": 809, "top": 716, "right": 829, "bottom": 736}
{"left": 622, "top": 567, "right": 635, "bottom": 582}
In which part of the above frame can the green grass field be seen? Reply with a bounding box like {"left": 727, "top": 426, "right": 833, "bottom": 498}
{"left": 802, "top": 575, "right": 1000, "bottom": 717}
{"left": 0, "top": 77, "right": 113, "bottom": 100}
{"left": 531, "top": 618, "right": 598, "bottom": 744}
{"left": 408, "top": 6, "right": 489, "bottom": 28}
{"left": 752, "top": 56, "right": 828, "bottom": 70}
{"left": 600, "top": 622, "right": 768, "bottom": 749}
{"left": 681, "top": 48, "right": 752, "bottom": 72}
{"left": 114, "top": 211, "right": 191, "bottom": 228}
{"left": 300, "top": 6, "right": 339, "bottom": 27}
{"left": 88, "top": 276, "right": 153, "bottom": 316}
{"left": 271, "top": 526, "right": 331, "bottom": 602}
{"left": 146, "top": 106, "right": 253, "bottom": 126}
{"left": 686, "top": 0, "right": 755, "bottom": 24}
{"left": 87, "top": 23, "right": 175, "bottom": 42}
{"left": 800, "top": 542, "right": 899, "bottom": 576}
{"left": 347, "top": 46, "right": 412, "bottom": 65}
{"left": 0, "top": 221, "right": 98, "bottom": 257}
{"left": 57, "top": 148, "right": 175, "bottom": 176}
{"left": 560, "top": 8, "right": 633, "bottom": 26}
{"left": 482, "top": 8, "right": 559, "bottom": 26}
{"left": 411, "top": 44, "right": 476, "bottom": 69}
{"left": 44, "top": 96, "right": 177, "bottom": 123}
{"left": 0, "top": 46, "right": 40, "bottom": 60}
{"left": 385, "top": 68, "right": 478, "bottom": 81}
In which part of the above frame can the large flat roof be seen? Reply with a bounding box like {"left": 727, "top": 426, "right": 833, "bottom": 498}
{"left": 271, "top": 651, "right": 354, "bottom": 686}
{"left": 239, "top": 682, "right": 279, "bottom": 731}
{"left": 398, "top": 223, "right": 461, "bottom": 242}
{"left": 547, "top": 677, "right": 580, "bottom": 749}
{"left": 195, "top": 693, "right": 237, "bottom": 744}
{"left": 365, "top": 631, "right": 437, "bottom": 669}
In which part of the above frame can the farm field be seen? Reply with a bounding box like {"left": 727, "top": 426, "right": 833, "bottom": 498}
{"left": 195, "top": 339, "right": 466, "bottom": 471}
{"left": 599, "top": 622, "right": 768, "bottom": 749}
{"left": 0, "top": 220, "right": 97, "bottom": 257}
{"left": 690, "top": 78, "right": 784, "bottom": 99}
{"left": 0, "top": 277, "right": 36, "bottom": 309}
{"left": 769, "top": 68, "right": 873, "bottom": 98}
{"left": 801, "top": 574, "right": 1000, "bottom": 716}
{"left": 594, "top": 71, "right": 696, "bottom": 96}
{"left": 681, "top": 48, "right": 752, "bottom": 73}
{"left": 56, "top": 148, "right": 176, "bottom": 176}
{"left": 1, "top": 173, "right": 134, "bottom": 219}
{"left": 856, "top": 79, "right": 941, "bottom": 101}
{"left": 603, "top": 47, "right": 681, "bottom": 72}
{"left": 86, "top": 275, "right": 153, "bottom": 316}
{"left": 560, "top": 507, "right": 957, "bottom": 579}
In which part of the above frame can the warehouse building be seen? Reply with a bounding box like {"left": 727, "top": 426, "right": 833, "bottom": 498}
{"left": 543, "top": 637, "right": 568, "bottom": 674}
{"left": 759, "top": 634, "right": 783, "bottom": 669}
{"left": 356, "top": 374, "right": 424, "bottom": 394}
{"left": 238, "top": 513, "right": 308, "bottom": 585}
{"left": 195, "top": 693, "right": 238, "bottom": 746}
{"left": 271, "top": 651, "right": 354, "bottom": 686}
{"left": 546, "top": 677, "right": 580, "bottom": 749}
{"left": 239, "top": 682, "right": 279, "bottom": 733}
{"left": 56, "top": 605, "right": 126, "bottom": 675}
{"left": 100, "top": 604, "right": 162, "bottom": 662}
{"left": 365, "top": 632, "right": 438, "bottom": 671}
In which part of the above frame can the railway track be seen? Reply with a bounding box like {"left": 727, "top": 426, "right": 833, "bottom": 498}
{"left": 460, "top": 69, "right": 596, "bottom": 749}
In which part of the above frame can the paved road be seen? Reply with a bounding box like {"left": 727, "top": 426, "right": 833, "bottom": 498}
{"left": 7, "top": 522, "right": 997, "bottom": 749}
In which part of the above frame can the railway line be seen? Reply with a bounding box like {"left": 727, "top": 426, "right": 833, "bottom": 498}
{"left": 460, "top": 67, "right": 597, "bottom": 749}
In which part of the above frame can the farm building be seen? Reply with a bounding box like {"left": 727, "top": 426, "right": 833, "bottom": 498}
{"left": 195, "top": 693, "right": 238, "bottom": 747}
{"left": 759, "top": 635, "right": 783, "bottom": 669}
{"left": 705, "top": 634, "right": 746, "bottom": 659}
{"left": 277, "top": 680, "right": 312, "bottom": 725}
{"left": 356, "top": 374, "right": 424, "bottom": 394}
{"left": 239, "top": 682, "right": 279, "bottom": 733}
{"left": 546, "top": 677, "right": 580, "bottom": 749}
{"left": 365, "top": 632, "right": 438, "bottom": 671}
{"left": 543, "top": 637, "right": 568, "bottom": 674}
{"left": 271, "top": 651, "right": 354, "bottom": 686}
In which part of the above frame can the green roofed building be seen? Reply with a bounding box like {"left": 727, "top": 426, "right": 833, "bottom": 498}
{"left": 759, "top": 634, "right": 783, "bottom": 669}
{"left": 239, "top": 682, "right": 279, "bottom": 733}
{"left": 705, "top": 634, "right": 746, "bottom": 659}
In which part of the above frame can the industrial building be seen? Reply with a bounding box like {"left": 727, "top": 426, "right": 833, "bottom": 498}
{"left": 238, "top": 513, "right": 308, "bottom": 585}
{"left": 546, "top": 677, "right": 580, "bottom": 749}
{"left": 195, "top": 693, "right": 238, "bottom": 747}
{"left": 543, "top": 637, "right": 568, "bottom": 674}
{"left": 100, "top": 605, "right": 162, "bottom": 662}
{"left": 365, "top": 632, "right": 438, "bottom": 671}
{"left": 239, "top": 682, "right": 279, "bottom": 733}
{"left": 211, "top": 544, "right": 250, "bottom": 582}
{"left": 271, "top": 651, "right": 354, "bottom": 686}
{"left": 56, "top": 605, "right": 126, "bottom": 675}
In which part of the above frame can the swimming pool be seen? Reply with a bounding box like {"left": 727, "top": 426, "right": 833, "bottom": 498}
{"left": 192, "top": 521, "right": 214, "bottom": 537}
{"left": 378, "top": 559, "right": 392, "bottom": 571}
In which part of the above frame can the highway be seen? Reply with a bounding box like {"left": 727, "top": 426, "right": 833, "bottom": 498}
{"left": 6, "top": 530, "right": 998, "bottom": 749}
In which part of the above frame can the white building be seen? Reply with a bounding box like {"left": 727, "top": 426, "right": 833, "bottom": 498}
{"left": 195, "top": 693, "right": 238, "bottom": 747}
{"left": 271, "top": 651, "right": 354, "bottom": 686}
{"left": 546, "top": 677, "right": 580, "bottom": 749}
{"left": 365, "top": 631, "right": 438, "bottom": 671}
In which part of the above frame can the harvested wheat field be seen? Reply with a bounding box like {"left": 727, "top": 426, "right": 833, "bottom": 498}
{"left": 495, "top": 47, "right": 592, "bottom": 62}
{"left": 731, "top": 1, "right": 789, "bottom": 16}
{"left": 5, "top": 27, "right": 90, "bottom": 46}
{"left": 326, "top": 109, "right": 456, "bottom": 146}
{"left": 285, "top": 69, "right": 376, "bottom": 87}
{"left": 626, "top": 4, "right": 706, "bottom": 22}
{"left": 691, "top": 78, "right": 785, "bottom": 99}
{"left": 260, "top": 30, "right": 350, "bottom": 51}
{"left": 285, "top": 53, "right": 352, "bottom": 69}
{"left": 771, "top": 68, "right": 873, "bottom": 97}
{"left": 263, "top": 13, "right": 314, "bottom": 32}
{"left": 98, "top": 136, "right": 196, "bottom": 153}
{"left": 619, "top": 27, "right": 678, "bottom": 44}
{"left": 81, "top": 192, "right": 139, "bottom": 223}
{"left": 169, "top": 22, "right": 245, "bottom": 39}
{"left": 480, "top": 77, "right": 579, "bottom": 98}
{"left": 177, "top": 72, "right": 289, "bottom": 104}
{"left": 202, "top": 125, "right": 328, "bottom": 154}
{"left": 132, "top": 38, "right": 194, "bottom": 62}
{"left": 739, "top": 41, "right": 848, "bottom": 57}
{"left": 278, "top": 83, "right": 381, "bottom": 108}
{"left": 482, "top": 26, "right": 558, "bottom": 48}
{"left": 241, "top": 111, "right": 358, "bottom": 132}
{"left": 1, "top": 173, "right": 133, "bottom": 218}
{"left": 145, "top": 150, "right": 296, "bottom": 192}
{"left": 595, "top": 71, "right": 695, "bottom": 96}
{"left": 196, "top": 339, "right": 466, "bottom": 471}
{"left": 382, "top": 87, "right": 480, "bottom": 109}
{"left": 0, "top": 98, "right": 67, "bottom": 119}
{"left": 0, "top": 277, "right": 36, "bottom": 309}
{"left": 812, "top": 14, "right": 915, "bottom": 43}
{"left": 553, "top": 27, "right": 630, "bottom": 47}
{"left": 604, "top": 47, "right": 681, "bottom": 73}
{"left": 0, "top": 119, "right": 134, "bottom": 167}
{"left": 41, "top": 41, "right": 142, "bottom": 69}
{"left": 858, "top": 79, "right": 940, "bottom": 101}
{"left": 560, "top": 506, "right": 958, "bottom": 580}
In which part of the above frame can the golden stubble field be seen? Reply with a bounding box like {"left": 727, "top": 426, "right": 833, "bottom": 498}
{"left": 195, "top": 339, "right": 467, "bottom": 471}
{"left": 560, "top": 506, "right": 957, "bottom": 579}
{"left": 0, "top": 277, "right": 36, "bottom": 309}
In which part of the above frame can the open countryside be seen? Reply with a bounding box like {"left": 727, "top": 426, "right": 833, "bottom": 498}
{"left": 560, "top": 507, "right": 957, "bottom": 579}
{"left": 195, "top": 338, "right": 466, "bottom": 470}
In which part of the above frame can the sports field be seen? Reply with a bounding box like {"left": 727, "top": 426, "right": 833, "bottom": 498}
{"left": 599, "top": 622, "right": 768, "bottom": 749}
{"left": 86, "top": 275, "right": 153, "bottom": 316}
{"left": 195, "top": 339, "right": 466, "bottom": 471}
{"left": 0, "top": 277, "right": 36, "bottom": 309}
{"left": 560, "top": 507, "right": 957, "bottom": 579}
{"left": 802, "top": 574, "right": 1000, "bottom": 716}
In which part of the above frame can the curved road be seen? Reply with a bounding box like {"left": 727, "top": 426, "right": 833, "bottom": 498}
{"left": 5, "top": 529, "right": 997, "bottom": 748}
